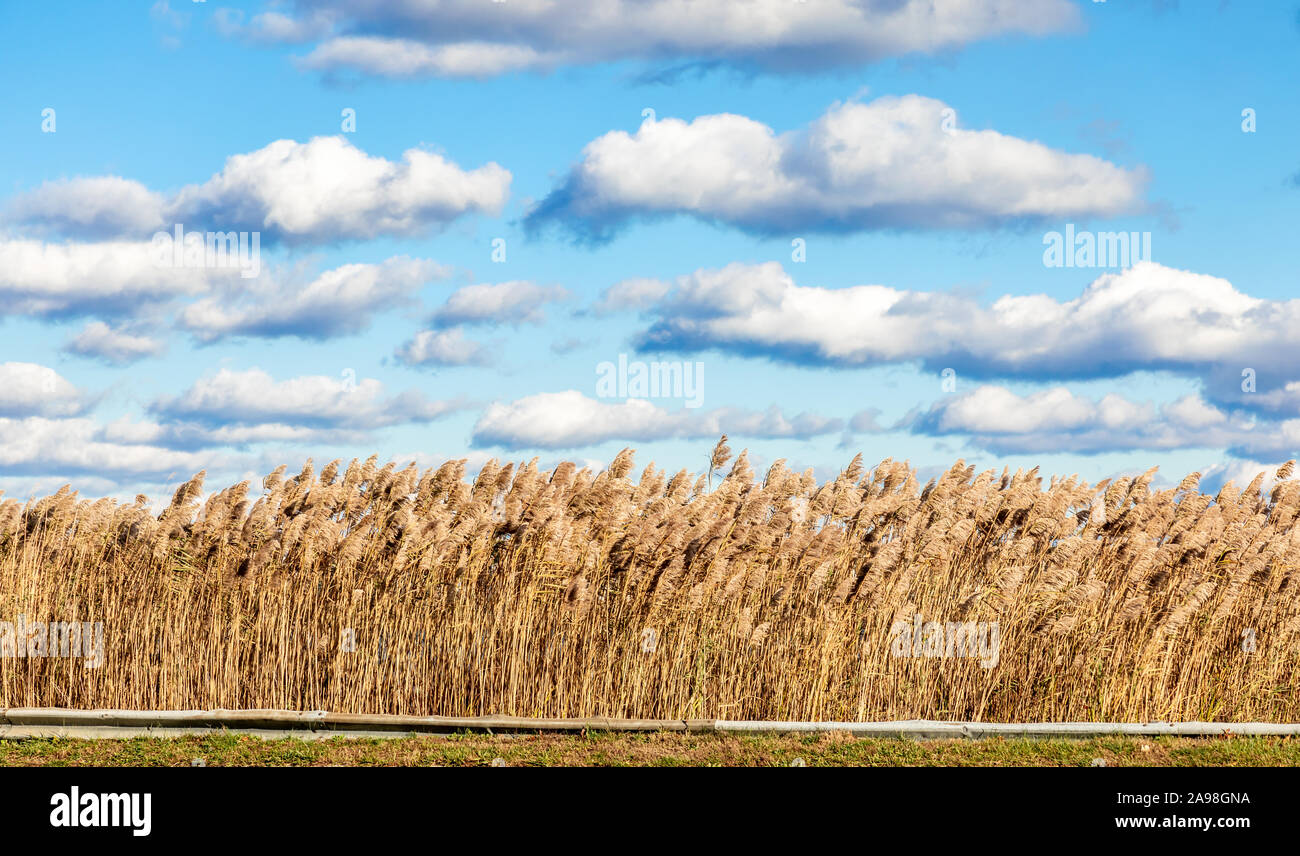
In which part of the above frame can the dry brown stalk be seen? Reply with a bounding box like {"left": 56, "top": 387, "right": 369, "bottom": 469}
{"left": 0, "top": 444, "right": 1295, "bottom": 722}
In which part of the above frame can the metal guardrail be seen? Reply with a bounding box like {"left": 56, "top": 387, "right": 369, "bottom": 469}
{"left": 2, "top": 709, "right": 1298, "bottom": 740}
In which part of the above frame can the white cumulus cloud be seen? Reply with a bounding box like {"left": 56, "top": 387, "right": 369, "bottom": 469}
{"left": 0, "top": 363, "right": 90, "bottom": 418}
{"left": 6, "top": 177, "right": 168, "bottom": 238}
{"left": 472, "top": 390, "right": 840, "bottom": 450}
{"left": 0, "top": 238, "right": 240, "bottom": 317}
{"left": 0, "top": 416, "right": 216, "bottom": 479}
{"left": 528, "top": 96, "right": 1145, "bottom": 239}
{"left": 395, "top": 328, "right": 494, "bottom": 368}
{"left": 8, "top": 137, "right": 511, "bottom": 244}
{"left": 150, "top": 367, "right": 467, "bottom": 435}
{"left": 908, "top": 385, "right": 1280, "bottom": 456}
{"left": 63, "top": 322, "right": 166, "bottom": 365}
{"left": 634, "top": 261, "right": 1300, "bottom": 394}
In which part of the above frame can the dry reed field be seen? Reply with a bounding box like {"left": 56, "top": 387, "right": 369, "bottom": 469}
{"left": 2, "top": 437, "right": 1298, "bottom": 722}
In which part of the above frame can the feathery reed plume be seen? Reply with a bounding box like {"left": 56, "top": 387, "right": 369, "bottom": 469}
{"left": 1, "top": 444, "right": 1296, "bottom": 722}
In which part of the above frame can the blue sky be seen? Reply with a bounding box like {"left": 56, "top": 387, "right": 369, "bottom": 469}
{"left": 1, "top": 0, "right": 1298, "bottom": 501}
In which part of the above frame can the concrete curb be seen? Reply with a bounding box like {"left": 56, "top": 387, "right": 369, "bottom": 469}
{"left": 0, "top": 708, "right": 712, "bottom": 739}
{"left": 2, "top": 709, "right": 1297, "bottom": 740}
{"left": 714, "top": 720, "right": 1300, "bottom": 739}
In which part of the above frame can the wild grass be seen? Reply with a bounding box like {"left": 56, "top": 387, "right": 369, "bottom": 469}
{"left": 5, "top": 734, "right": 1297, "bottom": 768}
{"left": 1, "top": 438, "right": 1297, "bottom": 721}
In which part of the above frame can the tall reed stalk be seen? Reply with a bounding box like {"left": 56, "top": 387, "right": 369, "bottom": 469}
{"left": 1, "top": 444, "right": 1296, "bottom": 721}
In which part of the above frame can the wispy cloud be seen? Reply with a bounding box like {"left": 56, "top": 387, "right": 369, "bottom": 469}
{"left": 228, "top": 0, "right": 1081, "bottom": 79}
{"left": 430, "top": 281, "right": 569, "bottom": 328}
{"left": 180, "top": 257, "right": 448, "bottom": 342}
